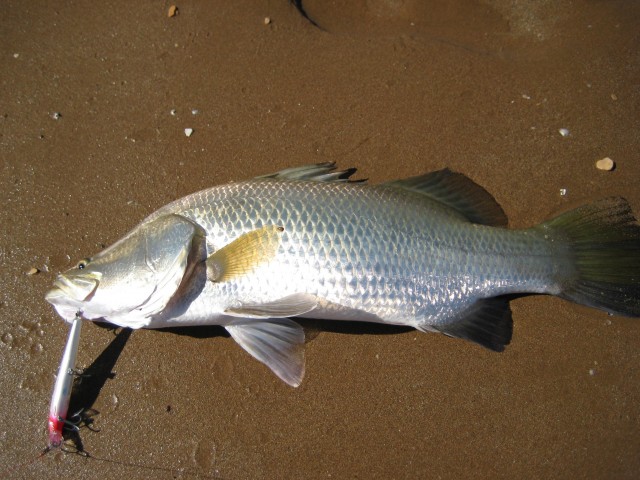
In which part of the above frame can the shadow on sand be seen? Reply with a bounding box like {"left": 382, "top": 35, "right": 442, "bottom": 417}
{"left": 62, "top": 316, "right": 411, "bottom": 450}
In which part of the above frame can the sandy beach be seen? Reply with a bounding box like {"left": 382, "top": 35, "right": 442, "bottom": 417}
{"left": 1, "top": 1, "right": 639, "bottom": 478}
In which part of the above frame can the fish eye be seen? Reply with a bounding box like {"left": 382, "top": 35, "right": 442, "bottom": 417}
{"left": 76, "top": 258, "right": 90, "bottom": 270}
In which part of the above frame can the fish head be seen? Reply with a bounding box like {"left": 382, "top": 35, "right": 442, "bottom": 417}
{"left": 46, "top": 215, "right": 205, "bottom": 326}
{"left": 45, "top": 260, "right": 103, "bottom": 321}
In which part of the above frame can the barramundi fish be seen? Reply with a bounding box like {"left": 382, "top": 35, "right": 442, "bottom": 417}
{"left": 45, "top": 164, "right": 640, "bottom": 386}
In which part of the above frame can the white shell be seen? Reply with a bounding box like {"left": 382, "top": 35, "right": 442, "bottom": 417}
{"left": 595, "top": 157, "right": 615, "bottom": 171}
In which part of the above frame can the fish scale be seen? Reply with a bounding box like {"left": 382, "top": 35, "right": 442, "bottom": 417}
{"left": 148, "top": 178, "right": 561, "bottom": 329}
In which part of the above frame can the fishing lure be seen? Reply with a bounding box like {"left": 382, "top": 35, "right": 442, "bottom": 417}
{"left": 47, "top": 316, "right": 82, "bottom": 447}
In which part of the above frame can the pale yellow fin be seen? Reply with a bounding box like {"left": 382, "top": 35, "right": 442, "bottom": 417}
{"left": 206, "top": 225, "right": 284, "bottom": 282}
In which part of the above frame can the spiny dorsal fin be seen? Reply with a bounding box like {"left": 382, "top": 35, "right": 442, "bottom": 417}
{"left": 384, "top": 169, "right": 508, "bottom": 227}
{"left": 206, "top": 225, "right": 284, "bottom": 282}
{"left": 425, "top": 297, "right": 513, "bottom": 352}
{"left": 256, "top": 162, "right": 362, "bottom": 183}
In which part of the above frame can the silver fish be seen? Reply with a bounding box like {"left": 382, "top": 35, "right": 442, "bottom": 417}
{"left": 45, "top": 163, "right": 640, "bottom": 386}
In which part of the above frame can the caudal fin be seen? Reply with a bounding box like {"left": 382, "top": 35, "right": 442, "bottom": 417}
{"left": 540, "top": 197, "right": 640, "bottom": 317}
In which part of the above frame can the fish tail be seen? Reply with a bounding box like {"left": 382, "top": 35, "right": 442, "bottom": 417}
{"left": 540, "top": 197, "right": 640, "bottom": 317}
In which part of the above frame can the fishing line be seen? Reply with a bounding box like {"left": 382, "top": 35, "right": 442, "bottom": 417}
{"left": 0, "top": 446, "right": 51, "bottom": 478}
{"left": 6, "top": 443, "right": 223, "bottom": 479}
{"left": 67, "top": 449, "right": 224, "bottom": 479}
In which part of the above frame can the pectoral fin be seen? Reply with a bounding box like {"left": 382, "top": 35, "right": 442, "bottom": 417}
{"left": 206, "top": 225, "right": 284, "bottom": 282}
{"left": 225, "top": 318, "right": 305, "bottom": 387}
{"left": 225, "top": 293, "right": 318, "bottom": 318}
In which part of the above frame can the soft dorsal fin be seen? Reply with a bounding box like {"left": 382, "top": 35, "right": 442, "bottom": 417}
{"left": 383, "top": 169, "right": 508, "bottom": 227}
{"left": 256, "top": 162, "right": 362, "bottom": 183}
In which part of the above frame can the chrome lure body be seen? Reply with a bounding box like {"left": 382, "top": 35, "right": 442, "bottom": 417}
{"left": 48, "top": 317, "right": 82, "bottom": 447}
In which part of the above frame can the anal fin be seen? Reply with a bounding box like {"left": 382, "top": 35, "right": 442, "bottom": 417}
{"left": 428, "top": 297, "right": 513, "bottom": 352}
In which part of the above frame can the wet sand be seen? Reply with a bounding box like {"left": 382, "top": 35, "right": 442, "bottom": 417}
{"left": 1, "top": 1, "right": 639, "bottom": 478}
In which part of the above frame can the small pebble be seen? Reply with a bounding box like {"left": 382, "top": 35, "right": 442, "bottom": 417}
{"left": 559, "top": 188, "right": 567, "bottom": 196}
{"left": 588, "top": 368, "right": 596, "bottom": 376}
{"left": 191, "top": 109, "right": 199, "bottom": 115}
{"left": 558, "top": 128, "right": 570, "bottom": 137}
{"left": 264, "top": 17, "right": 271, "bottom": 25}
{"left": 610, "top": 93, "right": 617, "bottom": 101}
{"left": 595, "top": 157, "right": 615, "bottom": 171}
{"left": 13, "top": 53, "right": 19, "bottom": 58}
{"left": 51, "top": 112, "right": 61, "bottom": 120}
{"left": 26, "top": 267, "right": 40, "bottom": 276}
{"left": 168, "top": 5, "right": 178, "bottom": 17}
{"left": 170, "top": 109, "right": 177, "bottom": 116}
{"left": 184, "top": 128, "right": 193, "bottom": 137}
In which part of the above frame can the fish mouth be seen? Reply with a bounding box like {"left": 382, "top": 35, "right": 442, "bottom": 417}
{"left": 46, "top": 274, "right": 100, "bottom": 304}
